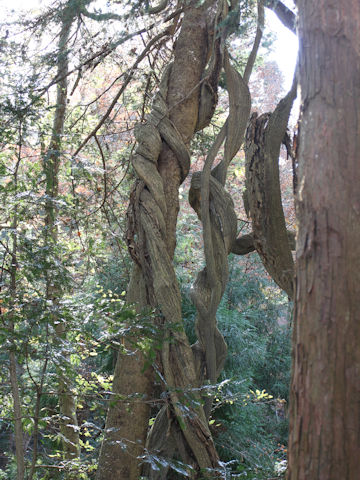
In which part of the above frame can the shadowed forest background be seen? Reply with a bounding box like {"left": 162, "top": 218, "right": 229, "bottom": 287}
{"left": 0, "top": 1, "right": 359, "bottom": 479}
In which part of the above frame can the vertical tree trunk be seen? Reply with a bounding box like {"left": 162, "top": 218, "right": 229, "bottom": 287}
{"left": 9, "top": 351, "right": 25, "bottom": 480}
{"left": 288, "top": 1, "right": 360, "bottom": 479}
{"left": 8, "top": 152, "right": 25, "bottom": 480}
{"left": 43, "top": 5, "right": 79, "bottom": 461}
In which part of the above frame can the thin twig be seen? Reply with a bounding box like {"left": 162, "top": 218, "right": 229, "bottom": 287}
{"left": 72, "top": 31, "right": 169, "bottom": 158}
{"left": 94, "top": 135, "right": 108, "bottom": 211}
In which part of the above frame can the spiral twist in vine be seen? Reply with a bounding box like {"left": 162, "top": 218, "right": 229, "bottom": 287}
{"left": 126, "top": 58, "right": 222, "bottom": 475}
{"left": 189, "top": 52, "right": 251, "bottom": 417}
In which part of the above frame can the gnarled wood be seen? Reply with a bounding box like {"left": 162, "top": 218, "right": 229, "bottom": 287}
{"left": 189, "top": 1, "right": 266, "bottom": 419}
{"left": 244, "top": 78, "right": 297, "bottom": 297}
{"left": 231, "top": 230, "right": 296, "bottom": 255}
{"left": 97, "top": 2, "right": 224, "bottom": 479}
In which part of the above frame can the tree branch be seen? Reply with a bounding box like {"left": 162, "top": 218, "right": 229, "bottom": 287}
{"left": 148, "top": 0, "right": 168, "bottom": 15}
{"left": 243, "top": 0, "right": 265, "bottom": 85}
{"left": 231, "top": 230, "right": 296, "bottom": 255}
{"left": 244, "top": 74, "right": 297, "bottom": 297}
{"left": 72, "top": 30, "right": 169, "bottom": 158}
{"left": 35, "top": 6, "right": 185, "bottom": 97}
{"left": 264, "top": 0, "right": 296, "bottom": 34}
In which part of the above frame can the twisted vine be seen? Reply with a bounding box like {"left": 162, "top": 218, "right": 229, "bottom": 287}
{"left": 189, "top": 51, "right": 251, "bottom": 417}
{"left": 187, "top": 1, "right": 265, "bottom": 420}
{"left": 99, "top": 1, "right": 292, "bottom": 478}
{"left": 126, "top": 61, "right": 223, "bottom": 475}
{"left": 125, "top": 3, "right": 227, "bottom": 477}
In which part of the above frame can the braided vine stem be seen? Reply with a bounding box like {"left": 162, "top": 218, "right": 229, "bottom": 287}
{"left": 129, "top": 62, "right": 221, "bottom": 474}
{"left": 189, "top": 51, "right": 251, "bottom": 418}
{"left": 98, "top": 2, "right": 227, "bottom": 479}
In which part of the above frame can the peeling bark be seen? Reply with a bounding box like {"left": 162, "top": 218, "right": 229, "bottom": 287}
{"left": 244, "top": 78, "right": 297, "bottom": 298}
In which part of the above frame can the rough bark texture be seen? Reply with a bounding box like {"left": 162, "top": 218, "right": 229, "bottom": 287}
{"left": 96, "top": 2, "right": 223, "bottom": 479}
{"left": 231, "top": 230, "right": 296, "bottom": 255}
{"left": 244, "top": 79, "right": 297, "bottom": 298}
{"left": 187, "top": 0, "right": 265, "bottom": 434}
{"left": 288, "top": 1, "right": 360, "bottom": 479}
{"left": 9, "top": 351, "right": 25, "bottom": 480}
{"left": 96, "top": 266, "right": 154, "bottom": 480}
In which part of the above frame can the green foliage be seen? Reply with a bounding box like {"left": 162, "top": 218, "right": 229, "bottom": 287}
{"left": 0, "top": 1, "right": 293, "bottom": 478}
{"left": 179, "top": 254, "right": 291, "bottom": 478}
{"left": 215, "top": 257, "right": 291, "bottom": 477}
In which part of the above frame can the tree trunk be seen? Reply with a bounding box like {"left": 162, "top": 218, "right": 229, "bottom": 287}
{"left": 244, "top": 78, "right": 297, "bottom": 298}
{"left": 6, "top": 127, "right": 25, "bottom": 480}
{"left": 8, "top": 177, "right": 25, "bottom": 479}
{"left": 96, "top": 2, "right": 223, "bottom": 479}
{"left": 288, "top": 1, "right": 360, "bottom": 479}
{"left": 9, "top": 351, "right": 25, "bottom": 480}
{"left": 43, "top": 5, "right": 79, "bottom": 461}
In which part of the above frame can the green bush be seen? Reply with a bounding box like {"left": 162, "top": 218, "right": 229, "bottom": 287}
{"left": 181, "top": 254, "right": 292, "bottom": 478}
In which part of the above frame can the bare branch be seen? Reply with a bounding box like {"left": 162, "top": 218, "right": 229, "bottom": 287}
{"left": 80, "top": 0, "right": 170, "bottom": 20}
{"left": 264, "top": 0, "right": 296, "bottom": 34}
{"left": 72, "top": 30, "right": 169, "bottom": 158}
{"left": 79, "top": 8, "right": 123, "bottom": 22}
{"left": 231, "top": 229, "right": 296, "bottom": 255}
{"left": 94, "top": 135, "right": 108, "bottom": 212}
{"left": 243, "top": 0, "right": 265, "bottom": 85}
{"left": 36, "top": 6, "right": 185, "bottom": 97}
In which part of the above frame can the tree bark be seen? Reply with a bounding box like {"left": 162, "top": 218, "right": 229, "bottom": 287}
{"left": 43, "top": 4, "right": 79, "bottom": 462}
{"left": 96, "top": 2, "right": 223, "bottom": 479}
{"left": 244, "top": 78, "right": 297, "bottom": 298}
{"left": 6, "top": 122, "right": 25, "bottom": 480}
{"left": 8, "top": 165, "right": 25, "bottom": 479}
{"left": 288, "top": 1, "right": 360, "bottom": 479}
{"left": 263, "top": 0, "right": 296, "bottom": 34}
{"left": 189, "top": 46, "right": 253, "bottom": 420}
{"left": 9, "top": 351, "right": 25, "bottom": 480}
